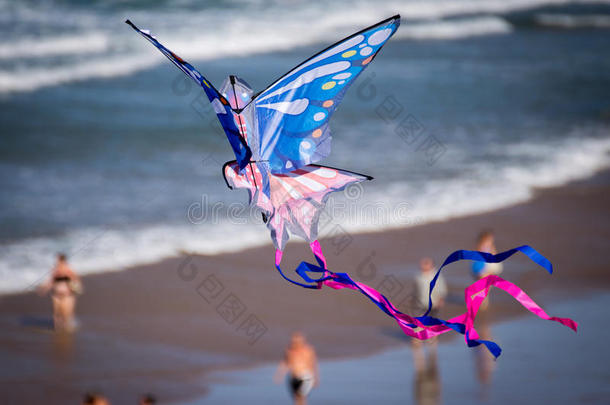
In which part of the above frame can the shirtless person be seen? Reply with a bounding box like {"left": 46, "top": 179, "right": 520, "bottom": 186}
{"left": 274, "top": 332, "right": 319, "bottom": 405}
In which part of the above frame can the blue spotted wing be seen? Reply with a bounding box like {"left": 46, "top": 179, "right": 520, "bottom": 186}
{"left": 249, "top": 15, "right": 400, "bottom": 174}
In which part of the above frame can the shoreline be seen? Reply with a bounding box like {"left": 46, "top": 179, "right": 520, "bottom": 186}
{"left": 1, "top": 168, "right": 608, "bottom": 403}
{"left": 198, "top": 291, "right": 604, "bottom": 405}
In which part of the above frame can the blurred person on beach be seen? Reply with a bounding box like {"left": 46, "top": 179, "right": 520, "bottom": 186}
{"left": 82, "top": 392, "right": 110, "bottom": 405}
{"left": 38, "top": 253, "right": 82, "bottom": 331}
{"left": 411, "top": 257, "right": 447, "bottom": 369}
{"left": 139, "top": 394, "right": 156, "bottom": 404}
{"left": 413, "top": 343, "right": 440, "bottom": 405}
{"left": 472, "top": 312, "right": 496, "bottom": 400}
{"left": 471, "top": 230, "right": 502, "bottom": 310}
{"left": 413, "top": 257, "right": 447, "bottom": 318}
{"left": 411, "top": 258, "right": 446, "bottom": 405}
{"left": 469, "top": 231, "right": 499, "bottom": 393}
{"left": 471, "top": 230, "right": 503, "bottom": 279}
{"left": 274, "top": 331, "right": 319, "bottom": 405}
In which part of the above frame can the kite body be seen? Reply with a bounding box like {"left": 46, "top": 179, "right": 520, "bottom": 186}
{"left": 217, "top": 76, "right": 373, "bottom": 250}
{"left": 223, "top": 160, "right": 370, "bottom": 250}
{"left": 127, "top": 16, "right": 577, "bottom": 358}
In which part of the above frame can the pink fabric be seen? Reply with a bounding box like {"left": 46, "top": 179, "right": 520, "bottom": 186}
{"left": 275, "top": 249, "right": 283, "bottom": 266}
{"left": 462, "top": 275, "right": 578, "bottom": 338}
{"left": 226, "top": 162, "right": 368, "bottom": 250}
{"left": 309, "top": 240, "right": 326, "bottom": 267}
{"left": 274, "top": 241, "right": 577, "bottom": 353}
{"left": 304, "top": 242, "right": 577, "bottom": 343}
{"left": 307, "top": 240, "right": 461, "bottom": 339}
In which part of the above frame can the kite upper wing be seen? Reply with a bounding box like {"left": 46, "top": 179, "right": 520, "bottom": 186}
{"left": 125, "top": 20, "right": 252, "bottom": 170}
{"left": 248, "top": 15, "right": 401, "bottom": 174}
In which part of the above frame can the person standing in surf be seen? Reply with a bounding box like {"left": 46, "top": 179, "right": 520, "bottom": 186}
{"left": 274, "top": 332, "right": 320, "bottom": 405}
{"left": 40, "top": 253, "right": 82, "bottom": 331}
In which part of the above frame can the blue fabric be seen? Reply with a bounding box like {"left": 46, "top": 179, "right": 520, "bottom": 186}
{"left": 252, "top": 15, "right": 401, "bottom": 174}
{"left": 274, "top": 261, "right": 320, "bottom": 289}
{"left": 471, "top": 260, "right": 485, "bottom": 275}
{"left": 420, "top": 245, "right": 554, "bottom": 358}
{"left": 275, "top": 244, "right": 554, "bottom": 359}
{"left": 424, "top": 245, "right": 553, "bottom": 318}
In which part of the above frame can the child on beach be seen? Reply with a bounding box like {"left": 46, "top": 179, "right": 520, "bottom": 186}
{"left": 274, "top": 332, "right": 320, "bottom": 405}
{"left": 471, "top": 230, "right": 502, "bottom": 310}
{"left": 471, "top": 230, "right": 503, "bottom": 279}
{"left": 39, "top": 253, "right": 82, "bottom": 331}
{"left": 413, "top": 257, "right": 447, "bottom": 317}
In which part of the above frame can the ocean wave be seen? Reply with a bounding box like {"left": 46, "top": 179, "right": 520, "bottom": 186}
{"left": 395, "top": 16, "right": 512, "bottom": 40}
{"left": 535, "top": 13, "right": 610, "bottom": 28}
{"left": 0, "top": 221, "right": 271, "bottom": 294}
{"left": 0, "top": 54, "right": 158, "bottom": 93}
{"left": 410, "top": 135, "right": 610, "bottom": 223}
{"left": 334, "top": 135, "right": 610, "bottom": 234}
{"left": 0, "top": 33, "right": 110, "bottom": 59}
{"left": 2, "top": 0, "right": 609, "bottom": 94}
{"left": 1, "top": 134, "right": 609, "bottom": 294}
{"left": 386, "top": 0, "right": 610, "bottom": 20}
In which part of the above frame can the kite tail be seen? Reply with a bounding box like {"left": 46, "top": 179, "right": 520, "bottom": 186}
{"left": 276, "top": 242, "right": 469, "bottom": 339}
{"left": 457, "top": 274, "right": 578, "bottom": 357}
{"left": 274, "top": 242, "right": 577, "bottom": 358}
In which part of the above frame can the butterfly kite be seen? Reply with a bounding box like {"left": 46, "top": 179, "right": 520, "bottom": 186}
{"left": 126, "top": 15, "right": 576, "bottom": 357}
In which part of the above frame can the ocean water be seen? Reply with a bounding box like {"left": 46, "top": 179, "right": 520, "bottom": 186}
{"left": 1, "top": 0, "right": 610, "bottom": 293}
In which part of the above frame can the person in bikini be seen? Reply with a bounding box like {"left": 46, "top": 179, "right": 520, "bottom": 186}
{"left": 274, "top": 332, "right": 319, "bottom": 405}
{"left": 40, "top": 253, "right": 82, "bottom": 331}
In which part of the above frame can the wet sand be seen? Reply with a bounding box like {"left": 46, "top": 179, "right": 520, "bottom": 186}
{"left": 198, "top": 293, "right": 606, "bottom": 404}
{"left": 0, "top": 170, "right": 609, "bottom": 403}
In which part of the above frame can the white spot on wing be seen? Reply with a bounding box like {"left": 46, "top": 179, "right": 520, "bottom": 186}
{"left": 256, "top": 61, "right": 351, "bottom": 102}
{"left": 368, "top": 28, "right": 392, "bottom": 46}
{"left": 360, "top": 46, "right": 373, "bottom": 56}
{"left": 257, "top": 98, "right": 309, "bottom": 115}
{"left": 333, "top": 72, "right": 352, "bottom": 80}
{"left": 261, "top": 35, "right": 364, "bottom": 95}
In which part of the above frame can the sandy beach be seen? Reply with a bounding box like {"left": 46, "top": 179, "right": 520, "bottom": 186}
{"left": 1, "top": 169, "right": 608, "bottom": 403}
